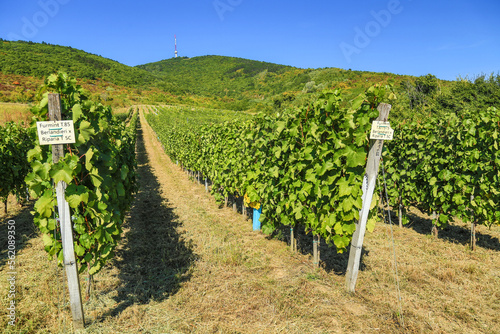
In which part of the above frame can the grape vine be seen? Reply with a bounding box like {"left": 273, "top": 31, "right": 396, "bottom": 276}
{"left": 25, "top": 72, "right": 138, "bottom": 275}
{"left": 384, "top": 106, "right": 500, "bottom": 232}
{"left": 0, "top": 122, "right": 34, "bottom": 211}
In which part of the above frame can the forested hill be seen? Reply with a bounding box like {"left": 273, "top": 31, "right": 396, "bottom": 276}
{"left": 136, "top": 55, "right": 302, "bottom": 96}
{"left": 0, "top": 40, "right": 160, "bottom": 87}
{"left": 136, "top": 55, "right": 404, "bottom": 100}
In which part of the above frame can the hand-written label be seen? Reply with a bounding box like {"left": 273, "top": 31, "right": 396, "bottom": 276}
{"left": 370, "top": 121, "right": 394, "bottom": 140}
{"left": 36, "top": 121, "right": 76, "bottom": 145}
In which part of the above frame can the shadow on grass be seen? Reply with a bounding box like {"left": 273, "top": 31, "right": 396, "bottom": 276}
{"left": 402, "top": 209, "right": 500, "bottom": 251}
{"left": 0, "top": 201, "right": 36, "bottom": 268}
{"left": 269, "top": 223, "right": 368, "bottom": 276}
{"left": 101, "top": 119, "right": 196, "bottom": 318}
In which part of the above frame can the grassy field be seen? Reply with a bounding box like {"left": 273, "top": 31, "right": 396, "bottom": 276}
{"left": 0, "top": 103, "right": 32, "bottom": 125}
{"left": 0, "top": 107, "right": 498, "bottom": 333}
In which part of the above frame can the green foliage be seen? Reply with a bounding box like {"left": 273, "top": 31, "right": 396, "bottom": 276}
{"left": 25, "top": 72, "right": 138, "bottom": 275}
{"left": 384, "top": 106, "right": 500, "bottom": 230}
{"left": 0, "top": 122, "right": 34, "bottom": 201}
{"left": 146, "top": 85, "right": 395, "bottom": 251}
{"left": 392, "top": 73, "right": 500, "bottom": 122}
{"left": 436, "top": 74, "right": 500, "bottom": 116}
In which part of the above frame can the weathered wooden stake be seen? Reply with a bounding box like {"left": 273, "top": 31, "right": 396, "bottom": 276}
{"left": 346, "top": 103, "right": 391, "bottom": 293}
{"left": 470, "top": 194, "right": 476, "bottom": 251}
{"left": 205, "top": 177, "right": 208, "bottom": 193}
{"left": 313, "top": 235, "right": 320, "bottom": 268}
{"left": 398, "top": 195, "right": 403, "bottom": 228}
{"left": 293, "top": 234, "right": 299, "bottom": 252}
{"left": 431, "top": 211, "right": 438, "bottom": 237}
{"left": 290, "top": 227, "right": 295, "bottom": 252}
{"left": 318, "top": 237, "right": 321, "bottom": 266}
{"left": 471, "top": 221, "right": 476, "bottom": 251}
{"left": 49, "top": 94, "right": 85, "bottom": 329}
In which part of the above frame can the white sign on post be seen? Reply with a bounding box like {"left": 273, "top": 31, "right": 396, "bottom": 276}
{"left": 370, "top": 121, "right": 394, "bottom": 140}
{"left": 36, "top": 120, "right": 75, "bottom": 145}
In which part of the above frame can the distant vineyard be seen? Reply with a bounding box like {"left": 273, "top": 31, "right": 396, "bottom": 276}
{"left": 146, "top": 85, "right": 395, "bottom": 251}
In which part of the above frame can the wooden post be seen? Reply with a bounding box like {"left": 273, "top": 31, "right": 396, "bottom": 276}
{"left": 313, "top": 235, "right": 320, "bottom": 268}
{"left": 318, "top": 237, "right": 320, "bottom": 266}
{"left": 49, "top": 94, "right": 85, "bottom": 329}
{"left": 345, "top": 103, "right": 391, "bottom": 293}
{"left": 290, "top": 227, "right": 295, "bottom": 252}
{"left": 431, "top": 211, "right": 438, "bottom": 237}
{"left": 398, "top": 195, "right": 403, "bottom": 228}
{"left": 205, "top": 177, "right": 208, "bottom": 193}
{"left": 471, "top": 221, "right": 476, "bottom": 251}
{"left": 233, "top": 202, "right": 237, "bottom": 212}
{"left": 293, "top": 229, "right": 298, "bottom": 252}
{"left": 470, "top": 195, "right": 476, "bottom": 251}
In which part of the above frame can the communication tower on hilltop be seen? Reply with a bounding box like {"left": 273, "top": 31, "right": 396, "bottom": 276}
{"left": 174, "top": 35, "right": 178, "bottom": 58}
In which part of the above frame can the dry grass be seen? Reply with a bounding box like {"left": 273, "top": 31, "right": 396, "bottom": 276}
{"left": 0, "top": 106, "right": 499, "bottom": 333}
{"left": 112, "top": 107, "right": 132, "bottom": 117}
{"left": 0, "top": 103, "right": 32, "bottom": 125}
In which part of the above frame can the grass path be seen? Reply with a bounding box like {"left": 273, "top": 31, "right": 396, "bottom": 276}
{"left": 89, "top": 107, "right": 350, "bottom": 333}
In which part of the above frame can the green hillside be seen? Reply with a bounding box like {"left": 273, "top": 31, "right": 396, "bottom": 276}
{"left": 137, "top": 55, "right": 301, "bottom": 96}
{"left": 136, "top": 55, "right": 405, "bottom": 98}
{"left": 1, "top": 40, "right": 498, "bottom": 119}
{"left": 0, "top": 39, "right": 159, "bottom": 87}
{"left": 137, "top": 55, "right": 414, "bottom": 111}
{"left": 0, "top": 40, "right": 411, "bottom": 111}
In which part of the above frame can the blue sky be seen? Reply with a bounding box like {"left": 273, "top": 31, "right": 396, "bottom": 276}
{"left": 0, "top": 0, "right": 498, "bottom": 81}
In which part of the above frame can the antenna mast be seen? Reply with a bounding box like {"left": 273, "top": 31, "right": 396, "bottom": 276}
{"left": 175, "top": 34, "right": 178, "bottom": 58}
